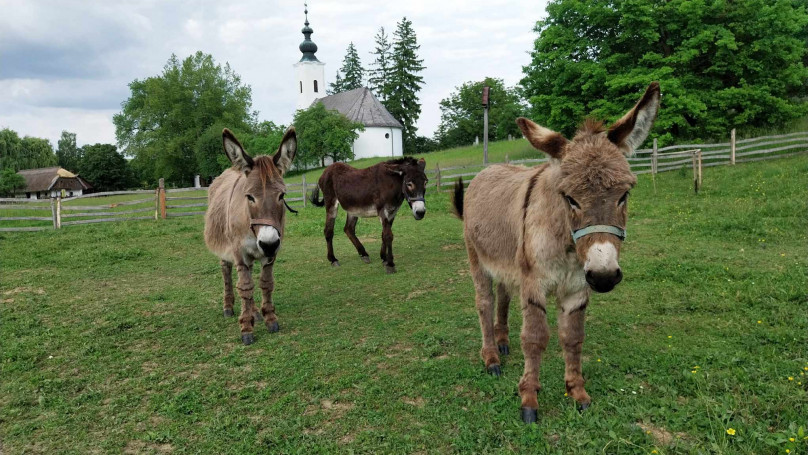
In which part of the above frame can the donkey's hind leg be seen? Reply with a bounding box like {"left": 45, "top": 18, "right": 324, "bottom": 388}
{"left": 324, "top": 199, "right": 340, "bottom": 266}
{"left": 344, "top": 214, "right": 370, "bottom": 263}
{"left": 259, "top": 261, "right": 279, "bottom": 333}
{"left": 468, "top": 245, "right": 500, "bottom": 376}
{"left": 495, "top": 282, "right": 511, "bottom": 355}
{"left": 221, "top": 260, "right": 235, "bottom": 317}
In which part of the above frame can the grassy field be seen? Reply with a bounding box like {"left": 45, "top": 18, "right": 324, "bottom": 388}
{"left": 1, "top": 156, "right": 806, "bottom": 454}
{"left": 284, "top": 138, "right": 537, "bottom": 184}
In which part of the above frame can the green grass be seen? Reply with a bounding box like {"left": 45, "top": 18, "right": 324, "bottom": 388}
{"left": 1, "top": 156, "right": 806, "bottom": 454}
{"left": 284, "top": 138, "right": 537, "bottom": 184}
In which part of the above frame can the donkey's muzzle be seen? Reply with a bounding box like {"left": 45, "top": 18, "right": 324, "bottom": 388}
{"left": 585, "top": 268, "right": 622, "bottom": 293}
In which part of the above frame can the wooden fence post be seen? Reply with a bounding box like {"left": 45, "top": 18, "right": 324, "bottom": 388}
{"left": 730, "top": 128, "right": 736, "bottom": 165}
{"left": 435, "top": 164, "right": 441, "bottom": 193}
{"left": 505, "top": 154, "right": 510, "bottom": 164}
{"left": 50, "top": 197, "right": 57, "bottom": 229}
{"left": 302, "top": 174, "right": 307, "bottom": 208}
{"left": 652, "top": 138, "right": 658, "bottom": 174}
{"left": 697, "top": 149, "right": 703, "bottom": 188}
{"left": 154, "top": 187, "right": 159, "bottom": 220}
{"left": 692, "top": 150, "right": 702, "bottom": 194}
{"left": 55, "top": 196, "right": 62, "bottom": 229}
{"left": 159, "top": 178, "right": 166, "bottom": 219}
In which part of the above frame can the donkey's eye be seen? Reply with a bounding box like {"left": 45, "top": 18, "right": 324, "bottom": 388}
{"left": 278, "top": 192, "right": 286, "bottom": 201}
{"left": 564, "top": 195, "right": 580, "bottom": 210}
{"left": 246, "top": 194, "right": 256, "bottom": 203}
{"left": 407, "top": 182, "right": 415, "bottom": 191}
{"left": 618, "top": 191, "right": 629, "bottom": 206}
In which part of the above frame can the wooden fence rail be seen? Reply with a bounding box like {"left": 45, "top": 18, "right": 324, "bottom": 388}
{"left": 1, "top": 130, "right": 806, "bottom": 232}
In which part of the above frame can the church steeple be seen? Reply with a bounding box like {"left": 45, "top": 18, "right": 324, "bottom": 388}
{"left": 299, "top": 4, "right": 319, "bottom": 62}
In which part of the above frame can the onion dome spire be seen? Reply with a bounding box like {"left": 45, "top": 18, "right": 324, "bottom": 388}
{"left": 299, "top": 3, "right": 319, "bottom": 62}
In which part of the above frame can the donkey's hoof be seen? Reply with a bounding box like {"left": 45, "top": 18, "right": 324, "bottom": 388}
{"left": 577, "top": 402, "right": 590, "bottom": 413}
{"left": 223, "top": 308, "right": 234, "bottom": 317}
{"left": 385, "top": 265, "right": 397, "bottom": 274}
{"left": 267, "top": 321, "right": 280, "bottom": 333}
{"left": 241, "top": 333, "right": 254, "bottom": 345}
{"left": 498, "top": 344, "right": 510, "bottom": 355}
{"left": 487, "top": 364, "right": 502, "bottom": 377}
{"left": 521, "top": 407, "right": 538, "bottom": 424}
{"left": 361, "top": 255, "right": 371, "bottom": 264}
{"left": 331, "top": 260, "right": 340, "bottom": 267}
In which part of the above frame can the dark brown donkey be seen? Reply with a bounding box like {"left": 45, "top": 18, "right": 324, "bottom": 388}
{"left": 309, "top": 157, "right": 428, "bottom": 273}
{"left": 204, "top": 128, "right": 297, "bottom": 345}
{"left": 453, "top": 83, "right": 660, "bottom": 423}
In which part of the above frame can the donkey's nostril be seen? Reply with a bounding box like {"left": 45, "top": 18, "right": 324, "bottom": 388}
{"left": 258, "top": 240, "right": 280, "bottom": 257}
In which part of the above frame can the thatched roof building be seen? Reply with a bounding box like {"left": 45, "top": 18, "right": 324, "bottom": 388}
{"left": 15, "top": 167, "right": 92, "bottom": 199}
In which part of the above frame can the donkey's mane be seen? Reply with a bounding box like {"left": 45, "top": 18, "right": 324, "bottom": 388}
{"left": 579, "top": 118, "right": 605, "bottom": 135}
{"left": 385, "top": 157, "right": 419, "bottom": 166}
{"left": 252, "top": 155, "right": 281, "bottom": 188}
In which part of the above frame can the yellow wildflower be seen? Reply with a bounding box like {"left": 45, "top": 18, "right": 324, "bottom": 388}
{"left": 788, "top": 377, "right": 794, "bottom": 381}
{"left": 789, "top": 438, "right": 795, "bottom": 442}
{"left": 757, "top": 320, "right": 762, "bottom": 324}
{"left": 668, "top": 335, "right": 672, "bottom": 339}
{"left": 651, "top": 451, "right": 658, "bottom": 454}
{"left": 597, "top": 358, "right": 601, "bottom": 362}
{"left": 726, "top": 428, "right": 736, "bottom": 436}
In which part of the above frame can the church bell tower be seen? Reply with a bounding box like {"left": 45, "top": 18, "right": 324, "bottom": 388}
{"left": 294, "top": 4, "right": 326, "bottom": 111}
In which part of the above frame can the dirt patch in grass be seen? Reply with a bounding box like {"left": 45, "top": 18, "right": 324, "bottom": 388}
{"left": 403, "top": 396, "right": 426, "bottom": 407}
{"left": 441, "top": 244, "right": 463, "bottom": 251}
{"left": 637, "top": 422, "right": 690, "bottom": 446}
{"left": 124, "top": 440, "right": 173, "bottom": 454}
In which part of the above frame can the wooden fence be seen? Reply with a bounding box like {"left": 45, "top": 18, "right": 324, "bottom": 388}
{"left": 0, "top": 175, "right": 311, "bottom": 232}
{"left": 428, "top": 129, "right": 808, "bottom": 191}
{"left": 1, "top": 130, "right": 806, "bottom": 232}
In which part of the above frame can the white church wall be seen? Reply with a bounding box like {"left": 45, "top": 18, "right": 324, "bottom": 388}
{"left": 352, "top": 127, "right": 403, "bottom": 160}
{"left": 294, "top": 61, "right": 326, "bottom": 111}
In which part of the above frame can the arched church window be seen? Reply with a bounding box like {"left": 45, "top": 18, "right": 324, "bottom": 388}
{"left": 314, "top": 80, "right": 319, "bottom": 93}
{"left": 299, "top": 81, "right": 302, "bottom": 93}
{"left": 385, "top": 133, "right": 390, "bottom": 139}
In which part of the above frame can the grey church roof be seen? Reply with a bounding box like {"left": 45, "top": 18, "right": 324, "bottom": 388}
{"left": 313, "top": 87, "right": 403, "bottom": 129}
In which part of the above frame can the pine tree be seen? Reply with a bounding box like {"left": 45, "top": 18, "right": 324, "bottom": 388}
{"left": 368, "top": 27, "right": 393, "bottom": 102}
{"left": 329, "top": 42, "right": 364, "bottom": 94}
{"left": 387, "top": 17, "right": 425, "bottom": 153}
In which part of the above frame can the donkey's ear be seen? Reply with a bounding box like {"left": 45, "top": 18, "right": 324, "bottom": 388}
{"left": 516, "top": 117, "right": 568, "bottom": 159}
{"left": 607, "top": 82, "right": 661, "bottom": 156}
{"left": 417, "top": 158, "right": 426, "bottom": 171}
{"left": 273, "top": 127, "right": 297, "bottom": 175}
{"left": 384, "top": 164, "right": 404, "bottom": 176}
{"left": 222, "top": 128, "right": 254, "bottom": 172}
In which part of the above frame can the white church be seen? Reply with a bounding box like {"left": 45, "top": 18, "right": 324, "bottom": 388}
{"left": 293, "top": 8, "right": 404, "bottom": 160}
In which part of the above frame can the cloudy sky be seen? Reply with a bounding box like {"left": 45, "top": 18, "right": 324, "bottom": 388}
{"left": 0, "top": 0, "right": 548, "bottom": 148}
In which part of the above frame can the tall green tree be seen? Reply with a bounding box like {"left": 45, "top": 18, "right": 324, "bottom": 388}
{"left": 0, "top": 168, "right": 25, "bottom": 196}
{"left": 78, "top": 143, "right": 131, "bottom": 191}
{"left": 368, "top": 27, "right": 393, "bottom": 102}
{"left": 113, "top": 52, "right": 256, "bottom": 186}
{"left": 436, "top": 77, "right": 525, "bottom": 148}
{"left": 329, "top": 42, "right": 365, "bottom": 94}
{"left": 56, "top": 131, "right": 82, "bottom": 172}
{"left": 521, "top": 0, "right": 808, "bottom": 144}
{"left": 292, "top": 103, "right": 363, "bottom": 168}
{"left": 387, "top": 17, "right": 426, "bottom": 154}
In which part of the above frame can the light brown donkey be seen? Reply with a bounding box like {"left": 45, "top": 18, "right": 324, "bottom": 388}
{"left": 452, "top": 83, "right": 660, "bottom": 423}
{"left": 204, "top": 127, "right": 297, "bottom": 345}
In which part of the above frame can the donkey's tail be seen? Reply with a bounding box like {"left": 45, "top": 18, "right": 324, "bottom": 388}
{"left": 309, "top": 185, "right": 325, "bottom": 207}
{"left": 451, "top": 178, "right": 464, "bottom": 219}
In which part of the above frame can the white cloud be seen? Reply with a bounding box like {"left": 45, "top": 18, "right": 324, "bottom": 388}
{"left": 0, "top": 0, "right": 548, "bottom": 146}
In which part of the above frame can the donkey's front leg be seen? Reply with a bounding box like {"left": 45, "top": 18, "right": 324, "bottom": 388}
{"left": 260, "top": 261, "right": 279, "bottom": 333}
{"left": 235, "top": 261, "right": 258, "bottom": 345}
{"left": 518, "top": 285, "right": 550, "bottom": 424}
{"left": 381, "top": 217, "right": 395, "bottom": 274}
{"left": 558, "top": 290, "right": 591, "bottom": 411}
{"left": 221, "top": 260, "right": 235, "bottom": 317}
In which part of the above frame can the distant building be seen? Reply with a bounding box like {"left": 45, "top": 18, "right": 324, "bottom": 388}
{"left": 15, "top": 167, "right": 92, "bottom": 199}
{"left": 293, "top": 6, "right": 403, "bottom": 160}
